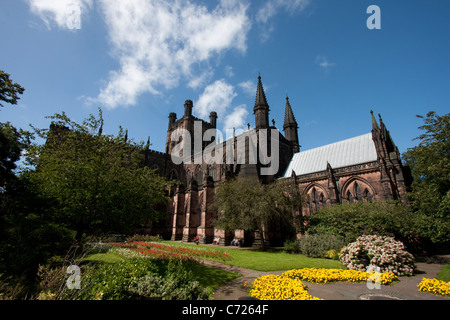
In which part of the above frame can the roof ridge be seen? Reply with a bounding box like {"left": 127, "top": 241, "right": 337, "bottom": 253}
{"left": 297, "top": 133, "right": 373, "bottom": 154}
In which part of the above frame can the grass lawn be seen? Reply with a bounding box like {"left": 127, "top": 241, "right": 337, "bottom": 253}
{"left": 436, "top": 262, "right": 450, "bottom": 282}
{"left": 161, "top": 241, "right": 344, "bottom": 271}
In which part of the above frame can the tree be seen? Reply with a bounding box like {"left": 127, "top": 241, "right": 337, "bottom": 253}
{"left": 306, "top": 200, "right": 420, "bottom": 248}
{"left": 0, "top": 122, "right": 32, "bottom": 192}
{"left": 213, "top": 177, "right": 302, "bottom": 247}
{"left": 0, "top": 70, "right": 25, "bottom": 108}
{"left": 0, "top": 122, "right": 73, "bottom": 280}
{"left": 28, "top": 109, "right": 171, "bottom": 242}
{"left": 402, "top": 111, "right": 450, "bottom": 245}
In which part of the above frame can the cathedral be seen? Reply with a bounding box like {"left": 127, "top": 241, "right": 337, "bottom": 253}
{"left": 145, "top": 76, "right": 412, "bottom": 245}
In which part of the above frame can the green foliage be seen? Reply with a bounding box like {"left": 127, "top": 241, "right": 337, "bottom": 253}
{"left": 126, "top": 234, "right": 162, "bottom": 243}
{"left": 64, "top": 258, "right": 158, "bottom": 300}
{"left": 299, "top": 234, "right": 345, "bottom": 259}
{"left": 128, "top": 260, "right": 211, "bottom": 300}
{"left": 27, "top": 109, "right": 171, "bottom": 241}
{"left": 0, "top": 122, "right": 32, "bottom": 191}
{"left": 283, "top": 238, "right": 300, "bottom": 254}
{"left": 402, "top": 111, "right": 450, "bottom": 244}
{"left": 37, "top": 258, "right": 211, "bottom": 300}
{"left": 306, "top": 200, "right": 421, "bottom": 247}
{"left": 0, "top": 70, "right": 25, "bottom": 108}
{"left": 213, "top": 177, "right": 302, "bottom": 246}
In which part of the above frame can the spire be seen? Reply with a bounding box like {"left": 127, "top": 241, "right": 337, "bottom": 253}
{"left": 283, "top": 96, "right": 298, "bottom": 130}
{"left": 254, "top": 75, "right": 269, "bottom": 108}
{"left": 146, "top": 136, "right": 150, "bottom": 150}
{"left": 282, "top": 95, "right": 300, "bottom": 153}
{"left": 370, "top": 110, "right": 380, "bottom": 131}
{"left": 253, "top": 75, "right": 270, "bottom": 129}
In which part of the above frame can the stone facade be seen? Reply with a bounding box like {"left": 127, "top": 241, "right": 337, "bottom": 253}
{"left": 148, "top": 76, "right": 412, "bottom": 245}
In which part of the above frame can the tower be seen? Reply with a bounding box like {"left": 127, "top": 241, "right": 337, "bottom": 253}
{"left": 254, "top": 75, "right": 270, "bottom": 129}
{"left": 371, "top": 110, "right": 410, "bottom": 202}
{"left": 209, "top": 111, "right": 217, "bottom": 128}
{"left": 184, "top": 100, "right": 193, "bottom": 117}
{"left": 283, "top": 96, "right": 300, "bottom": 153}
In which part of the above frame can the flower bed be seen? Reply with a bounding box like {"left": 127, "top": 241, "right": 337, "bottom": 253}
{"left": 418, "top": 278, "right": 450, "bottom": 297}
{"left": 107, "top": 241, "right": 231, "bottom": 261}
{"left": 249, "top": 275, "right": 322, "bottom": 300}
{"left": 108, "top": 242, "right": 194, "bottom": 260}
{"left": 282, "top": 268, "right": 397, "bottom": 285}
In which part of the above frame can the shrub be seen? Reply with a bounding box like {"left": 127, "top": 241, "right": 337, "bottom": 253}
{"left": 306, "top": 201, "right": 424, "bottom": 250}
{"left": 126, "top": 234, "right": 162, "bottom": 243}
{"left": 299, "top": 234, "right": 345, "bottom": 259}
{"left": 60, "top": 258, "right": 159, "bottom": 300}
{"left": 129, "top": 260, "right": 211, "bottom": 300}
{"left": 39, "top": 257, "right": 212, "bottom": 300}
{"left": 324, "top": 249, "right": 340, "bottom": 260}
{"left": 339, "top": 235, "right": 415, "bottom": 276}
{"left": 283, "top": 238, "right": 300, "bottom": 254}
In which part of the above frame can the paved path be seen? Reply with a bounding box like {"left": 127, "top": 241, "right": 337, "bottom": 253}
{"left": 205, "top": 258, "right": 450, "bottom": 301}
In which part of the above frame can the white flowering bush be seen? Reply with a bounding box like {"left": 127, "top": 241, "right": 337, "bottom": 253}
{"left": 339, "top": 235, "right": 415, "bottom": 276}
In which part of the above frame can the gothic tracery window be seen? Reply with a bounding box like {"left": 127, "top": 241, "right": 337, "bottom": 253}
{"left": 314, "top": 189, "right": 320, "bottom": 212}
{"left": 320, "top": 193, "right": 326, "bottom": 208}
{"left": 208, "top": 166, "right": 216, "bottom": 181}
{"left": 365, "top": 189, "right": 373, "bottom": 202}
{"left": 355, "top": 182, "right": 363, "bottom": 202}
{"left": 308, "top": 196, "right": 314, "bottom": 215}
{"left": 196, "top": 167, "right": 203, "bottom": 183}
{"left": 348, "top": 191, "right": 354, "bottom": 203}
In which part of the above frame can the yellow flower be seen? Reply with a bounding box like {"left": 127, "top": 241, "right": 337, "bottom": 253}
{"left": 418, "top": 278, "right": 450, "bottom": 297}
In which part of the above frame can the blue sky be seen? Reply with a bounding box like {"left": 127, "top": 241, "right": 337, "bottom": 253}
{"left": 1, "top": 0, "right": 449, "bottom": 155}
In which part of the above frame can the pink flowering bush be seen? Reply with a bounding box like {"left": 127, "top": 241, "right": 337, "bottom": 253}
{"left": 339, "top": 235, "right": 415, "bottom": 276}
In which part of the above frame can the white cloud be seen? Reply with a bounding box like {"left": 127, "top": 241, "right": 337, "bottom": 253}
{"left": 224, "top": 105, "right": 249, "bottom": 131}
{"left": 315, "top": 55, "right": 336, "bottom": 70}
{"left": 238, "top": 80, "right": 256, "bottom": 96}
{"left": 27, "top": 0, "right": 311, "bottom": 110}
{"left": 195, "top": 79, "right": 237, "bottom": 119}
{"left": 28, "top": 0, "right": 92, "bottom": 30}
{"left": 90, "top": 0, "right": 251, "bottom": 109}
{"left": 256, "top": 0, "right": 310, "bottom": 41}
{"left": 187, "top": 69, "right": 214, "bottom": 90}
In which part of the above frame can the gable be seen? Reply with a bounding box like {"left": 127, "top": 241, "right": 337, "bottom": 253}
{"left": 283, "top": 133, "right": 378, "bottom": 177}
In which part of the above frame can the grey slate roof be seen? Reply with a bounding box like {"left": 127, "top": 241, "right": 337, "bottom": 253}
{"left": 283, "top": 133, "right": 378, "bottom": 177}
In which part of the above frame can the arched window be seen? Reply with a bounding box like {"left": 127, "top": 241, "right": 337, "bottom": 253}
{"left": 365, "top": 189, "right": 373, "bottom": 202}
{"left": 355, "top": 182, "right": 363, "bottom": 202}
{"left": 208, "top": 167, "right": 216, "bottom": 181}
{"left": 308, "top": 196, "right": 314, "bottom": 215}
{"left": 196, "top": 167, "right": 203, "bottom": 184}
{"left": 169, "top": 169, "right": 178, "bottom": 181}
{"left": 348, "top": 191, "right": 354, "bottom": 203}
{"left": 320, "top": 193, "right": 326, "bottom": 208}
{"left": 314, "top": 189, "right": 320, "bottom": 212}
